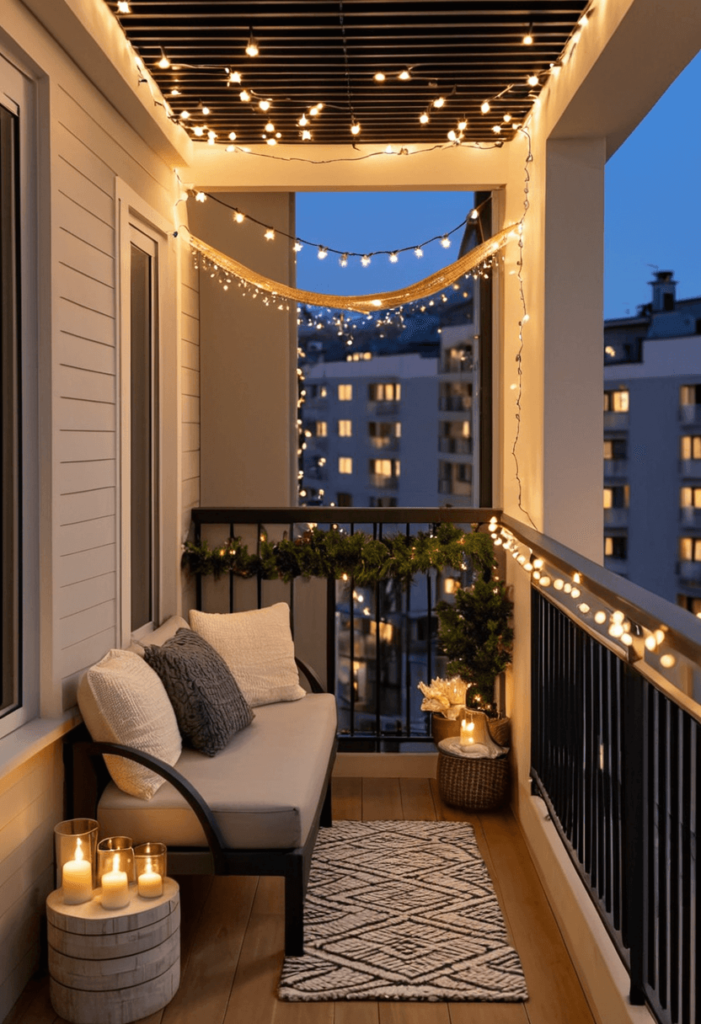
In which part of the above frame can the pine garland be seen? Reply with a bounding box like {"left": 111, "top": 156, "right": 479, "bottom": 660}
{"left": 182, "top": 522, "right": 496, "bottom": 586}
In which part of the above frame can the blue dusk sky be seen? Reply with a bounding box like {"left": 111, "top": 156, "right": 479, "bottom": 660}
{"left": 296, "top": 48, "right": 701, "bottom": 320}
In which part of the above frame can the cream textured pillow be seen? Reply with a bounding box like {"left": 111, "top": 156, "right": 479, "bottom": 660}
{"left": 78, "top": 649, "right": 182, "bottom": 800}
{"left": 189, "top": 603, "right": 306, "bottom": 708}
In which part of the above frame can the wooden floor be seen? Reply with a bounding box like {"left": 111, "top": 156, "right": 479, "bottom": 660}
{"left": 8, "top": 778, "right": 597, "bottom": 1024}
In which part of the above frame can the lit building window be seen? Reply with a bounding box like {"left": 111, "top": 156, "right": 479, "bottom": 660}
{"left": 604, "top": 486, "right": 628, "bottom": 509}
{"left": 604, "top": 389, "right": 629, "bottom": 413}
{"left": 368, "top": 382, "right": 401, "bottom": 401}
{"left": 338, "top": 419, "right": 352, "bottom": 437}
{"left": 338, "top": 384, "right": 353, "bottom": 401}
{"left": 315, "top": 421, "right": 327, "bottom": 437}
{"left": 605, "top": 536, "right": 628, "bottom": 559}
{"left": 444, "top": 578, "right": 459, "bottom": 595}
{"left": 681, "top": 435, "right": 701, "bottom": 459}
{"left": 680, "top": 384, "right": 701, "bottom": 406}
{"left": 370, "top": 458, "right": 400, "bottom": 477}
{"left": 339, "top": 457, "right": 353, "bottom": 474}
{"left": 677, "top": 595, "right": 701, "bottom": 616}
{"left": 680, "top": 537, "right": 701, "bottom": 562}
{"left": 368, "top": 421, "right": 401, "bottom": 447}
{"left": 680, "top": 487, "right": 701, "bottom": 508}
{"left": 603, "top": 439, "right": 626, "bottom": 459}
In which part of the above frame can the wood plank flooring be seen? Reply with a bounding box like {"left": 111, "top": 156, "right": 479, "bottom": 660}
{"left": 6, "top": 779, "right": 596, "bottom": 1024}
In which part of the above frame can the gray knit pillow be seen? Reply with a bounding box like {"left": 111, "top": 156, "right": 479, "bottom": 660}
{"left": 144, "top": 628, "right": 254, "bottom": 756}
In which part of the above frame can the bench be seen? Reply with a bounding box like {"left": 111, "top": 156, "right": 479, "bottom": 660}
{"left": 67, "top": 613, "right": 337, "bottom": 956}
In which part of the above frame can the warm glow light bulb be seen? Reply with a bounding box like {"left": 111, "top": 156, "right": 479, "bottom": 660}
{"left": 293, "top": 241, "right": 303, "bottom": 252}
{"left": 265, "top": 121, "right": 275, "bottom": 132}
{"left": 264, "top": 228, "right": 275, "bottom": 240}
{"left": 458, "top": 119, "right": 467, "bottom": 131}
{"left": 594, "top": 611, "right": 607, "bottom": 625}
{"left": 229, "top": 71, "right": 242, "bottom": 84}
{"left": 433, "top": 96, "right": 446, "bottom": 108}
{"left": 339, "top": 254, "right": 349, "bottom": 267}
{"left": 419, "top": 112, "right": 429, "bottom": 124}
{"left": 240, "top": 90, "right": 251, "bottom": 102}
{"left": 317, "top": 247, "right": 328, "bottom": 260}
{"left": 259, "top": 99, "right": 271, "bottom": 111}
{"left": 578, "top": 603, "right": 590, "bottom": 614}
{"left": 117, "top": 1, "right": 130, "bottom": 12}
{"left": 533, "top": 558, "right": 543, "bottom": 569}
{"left": 440, "top": 236, "right": 451, "bottom": 249}
{"left": 480, "top": 100, "right": 490, "bottom": 114}
{"left": 399, "top": 69, "right": 411, "bottom": 80}
{"left": 539, "top": 576, "right": 551, "bottom": 587}
{"left": 389, "top": 252, "right": 398, "bottom": 263}
{"left": 414, "top": 247, "right": 424, "bottom": 258}
{"left": 180, "top": 110, "right": 190, "bottom": 119}
{"left": 644, "top": 635, "right": 657, "bottom": 651}
{"left": 350, "top": 122, "right": 361, "bottom": 135}
{"left": 492, "top": 124, "right": 502, "bottom": 134}
{"left": 193, "top": 125, "right": 204, "bottom": 136}
{"left": 310, "top": 106, "right": 320, "bottom": 117}
{"left": 228, "top": 131, "right": 237, "bottom": 140}
{"left": 660, "top": 654, "right": 676, "bottom": 669}
{"left": 447, "top": 130, "right": 457, "bottom": 141}
{"left": 622, "top": 634, "right": 634, "bottom": 647}
{"left": 528, "top": 74, "right": 539, "bottom": 86}
{"left": 553, "top": 579, "right": 564, "bottom": 590}
{"left": 374, "top": 72, "right": 386, "bottom": 82}
{"left": 523, "top": 32, "right": 534, "bottom": 45}
{"left": 233, "top": 211, "right": 244, "bottom": 223}
{"left": 361, "top": 255, "right": 371, "bottom": 267}
{"left": 503, "top": 113, "right": 512, "bottom": 123}
{"left": 612, "top": 610, "right": 625, "bottom": 624}
{"left": 301, "top": 129, "right": 312, "bottom": 140}
{"left": 245, "top": 31, "right": 259, "bottom": 58}
{"left": 194, "top": 191, "right": 206, "bottom": 202}
{"left": 157, "top": 48, "right": 170, "bottom": 69}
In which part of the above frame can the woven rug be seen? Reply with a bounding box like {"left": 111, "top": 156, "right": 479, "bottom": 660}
{"left": 278, "top": 820, "right": 528, "bottom": 1002}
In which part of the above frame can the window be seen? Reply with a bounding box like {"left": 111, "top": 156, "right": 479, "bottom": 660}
{"left": 370, "top": 459, "right": 400, "bottom": 478}
{"left": 678, "top": 595, "right": 701, "bottom": 616}
{"left": 604, "top": 439, "right": 627, "bottom": 459}
{"left": 339, "top": 457, "right": 353, "bottom": 474}
{"left": 681, "top": 487, "right": 701, "bottom": 508}
{"left": 456, "top": 463, "right": 472, "bottom": 483}
{"left": 681, "top": 435, "right": 701, "bottom": 459}
{"left": 309, "top": 384, "right": 327, "bottom": 399}
{"left": 680, "top": 537, "right": 701, "bottom": 562}
{"left": 680, "top": 384, "right": 701, "bottom": 406}
{"left": 604, "top": 389, "right": 629, "bottom": 413}
{"left": 605, "top": 536, "right": 628, "bottom": 559}
{"left": 315, "top": 421, "right": 327, "bottom": 437}
{"left": 0, "top": 102, "right": 20, "bottom": 718}
{"left": 604, "top": 486, "right": 628, "bottom": 509}
{"left": 368, "top": 496, "right": 397, "bottom": 508}
{"left": 338, "top": 419, "right": 352, "bottom": 437}
{"left": 368, "top": 421, "right": 401, "bottom": 447}
{"left": 368, "top": 382, "right": 401, "bottom": 401}
{"left": 129, "top": 231, "right": 158, "bottom": 634}
{"left": 338, "top": 384, "right": 353, "bottom": 401}
{"left": 439, "top": 381, "right": 472, "bottom": 411}
{"left": 337, "top": 492, "right": 353, "bottom": 507}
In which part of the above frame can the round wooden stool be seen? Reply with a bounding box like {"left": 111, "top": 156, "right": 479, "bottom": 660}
{"left": 47, "top": 878, "right": 180, "bottom": 1024}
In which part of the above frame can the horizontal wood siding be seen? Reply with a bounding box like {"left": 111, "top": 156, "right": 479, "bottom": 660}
{"left": 181, "top": 247, "right": 200, "bottom": 614}
{"left": 0, "top": 743, "right": 63, "bottom": 1022}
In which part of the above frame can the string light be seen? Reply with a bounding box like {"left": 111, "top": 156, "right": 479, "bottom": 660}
{"left": 293, "top": 241, "right": 303, "bottom": 252}
{"left": 180, "top": 110, "right": 190, "bottom": 119}
{"left": 245, "top": 29, "right": 259, "bottom": 58}
{"left": 264, "top": 228, "right": 275, "bottom": 240}
{"left": 298, "top": 114, "right": 309, "bottom": 126}
{"left": 339, "top": 254, "right": 348, "bottom": 267}
{"left": 419, "top": 111, "right": 430, "bottom": 124}
{"left": 361, "top": 255, "right": 371, "bottom": 267}
{"left": 302, "top": 130, "right": 312, "bottom": 140}
{"left": 527, "top": 74, "right": 539, "bottom": 86}
{"left": 440, "top": 236, "right": 451, "bottom": 249}
{"left": 350, "top": 121, "right": 361, "bottom": 136}
{"left": 240, "top": 90, "right": 251, "bottom": 102}
{"left": 259, "top": 99, "right": 271, "bottom": 111}
{"left": 233, "top": 210, "right": 245, "bottom": 223}
{"left": 480, "top": 100, "right": 490, "bottom": 114}
{"left": 317, "top": 246, "right": 328, "bottom": 260}
{"left": 398, "top": 69, "right": 412, "bottom": 81}
{"left": 414, "top": 247, "right": 423, "bottom": 258}
{"left": 228, "top": 70, "right": 242, "bottom": 84}
{"left": 523, "top": 26, "right": 534, "bottom": 45}
{"left": 433, "top": 96, "right": 446, "bottom": 108}
{"left": 374, "top": 72, "right": 386, "bottom": 82}
{"left": 157, "top": 47, "right": 170, "bottom": 70}
{"left": 389, "top": 252, "right": 398, "bottom": 263}
{"left": 117, "top": 1, "right": 130, "bottom": 11}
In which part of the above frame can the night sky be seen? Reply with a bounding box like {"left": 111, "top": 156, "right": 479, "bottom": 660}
{"left": 296, "top": 49, "right": 701, "bottom": 320}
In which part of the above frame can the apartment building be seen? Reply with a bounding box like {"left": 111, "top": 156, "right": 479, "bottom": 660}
{"left": 604, "top": 271, "right": 701, "bottom": 609}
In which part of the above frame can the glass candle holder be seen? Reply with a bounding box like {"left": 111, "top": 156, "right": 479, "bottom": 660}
{"left": 54, "top": 819, "right": 99, "bottom": 902}
{"left": 97, "top": 836, "right": 135, "bottom": 886}
{"left": 134, "top": 843, "right": 167, "bottom": 899}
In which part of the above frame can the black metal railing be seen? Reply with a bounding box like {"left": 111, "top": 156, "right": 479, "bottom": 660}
{"left": 507, "top": 510, "right": 701, "bottom": 1024}
{"left": 190, "top": 506, "right": 497, "bottom": 752}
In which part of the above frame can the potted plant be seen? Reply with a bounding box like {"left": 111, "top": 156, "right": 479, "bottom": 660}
{"left": 431, "top": 575, "right": 514, "bottom": 746}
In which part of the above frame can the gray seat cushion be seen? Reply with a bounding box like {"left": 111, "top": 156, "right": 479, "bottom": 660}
{"left": 97, "top": 693, "right": 336, "bottom": 850}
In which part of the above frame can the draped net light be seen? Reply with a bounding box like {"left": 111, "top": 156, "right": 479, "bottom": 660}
{"left": 183, "top": 223, "right": 519, "bottom": 313}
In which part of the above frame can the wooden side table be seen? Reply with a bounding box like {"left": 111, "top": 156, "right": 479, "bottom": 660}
{"left": 47, "top": 878, "right": 180, "bottom": 1024}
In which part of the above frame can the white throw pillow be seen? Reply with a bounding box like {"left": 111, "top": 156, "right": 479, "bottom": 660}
{"left": 78, "top": 649, "right": 182, "bottom": 800}
{"left": 189, "top": 603, "right": 306, "bottom": 708}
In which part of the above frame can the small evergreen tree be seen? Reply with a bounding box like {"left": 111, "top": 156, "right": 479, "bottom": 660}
{"left": 435, "top": 577, "right": 514, "bottom": 713}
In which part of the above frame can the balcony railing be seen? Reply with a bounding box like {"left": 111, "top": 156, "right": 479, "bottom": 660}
{"left": 604, "top": 506, "right": 628, "bottom": 527}
{"left": 680, "top": 459, "right": 701, "bottom": 478}
{"left": 440, "top": 355, "right": 474, "bottom": 374}
{"left": 680, "top": 506, "right": 701, "bottom": 527}
{"left": 680, "top": 404, "right": 701, "bottom": 425}
{"left": 603, "top": 458, "right": 628, "bottom": 478}
{"left": 369, "top": 436, "right": 400, "bottom": 451}
{"left": 368, "top": 474, "right": 398, "bottom": 489}
{"left": 439, "top": 396, "right": 472, "bottom": 412}
{"left": 190, "top": 504, "right": 701, "bottom": 1024}
{"left": 439, "top": 437, "right": 472, "bottom": 455}
{"left": 679, "top": 559, "right": 701, "bottom": 585}
{"left": 604, "top": 411, "right": 629, "bottom": 430}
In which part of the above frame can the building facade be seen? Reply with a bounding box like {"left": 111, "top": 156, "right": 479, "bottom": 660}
{"left": 604, "top": 271, "right": 701, "bottom": 609}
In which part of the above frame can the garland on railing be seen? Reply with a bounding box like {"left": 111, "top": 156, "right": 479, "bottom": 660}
{"left": 182, "top": 523, "right": 496, "bottom": 587}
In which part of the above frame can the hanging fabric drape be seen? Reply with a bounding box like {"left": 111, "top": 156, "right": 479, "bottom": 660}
{"left": 181, "top": 222, "right": 519, "bottom": 313}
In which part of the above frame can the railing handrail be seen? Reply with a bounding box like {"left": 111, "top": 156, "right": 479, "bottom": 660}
{"left": 502, "top": 511, "right": 701, "bottom": 686}
{"left": 192, "top": 506, "right": 500, "bottom": 526}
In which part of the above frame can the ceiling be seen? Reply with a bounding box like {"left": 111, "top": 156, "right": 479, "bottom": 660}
{"left": 109, "top": 1, "right": 590, "bottom": 147}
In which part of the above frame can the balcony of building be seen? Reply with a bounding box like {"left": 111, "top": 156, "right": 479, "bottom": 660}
{"left": 604, "top": 458, "right": 628, "bottom": 479}
{"left": 680, "top": 458, "right": 701, "bottom": 478}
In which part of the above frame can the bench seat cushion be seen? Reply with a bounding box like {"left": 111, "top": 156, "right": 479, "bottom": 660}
{"left": 97, "top": 693, "right": 336, "bottom": 851}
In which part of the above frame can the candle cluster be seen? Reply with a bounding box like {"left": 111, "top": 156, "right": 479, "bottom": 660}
{"left": 56, "top": 827, "right": 166, "bottom": 910}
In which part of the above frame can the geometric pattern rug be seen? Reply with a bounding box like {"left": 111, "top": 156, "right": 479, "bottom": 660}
{"left": 278, "top": 820, "right": 528, "bottom": 1001}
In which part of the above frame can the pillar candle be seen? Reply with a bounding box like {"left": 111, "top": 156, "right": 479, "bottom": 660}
{"left": 101, "top": 853, "right": 130, "bottom": 910}
{"left": 459, "top": 717, "right": 475, "bottom": 747}
{"left": 137, "top": 858, "right": 163, "bottom": 899}
{"left": 62, "top": 837, "right": 93, "bottom": 905}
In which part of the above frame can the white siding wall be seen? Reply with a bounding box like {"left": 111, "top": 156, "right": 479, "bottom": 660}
{"left": 0, "top": 2, "right": 198, "bottom": 1014}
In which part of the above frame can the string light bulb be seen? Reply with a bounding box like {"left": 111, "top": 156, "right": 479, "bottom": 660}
{"left": 440, "top": 236, "right": 451, "bottom": 249}
{"left": 265, "top": 121, "right": 275, "bottom": 133}
{"left": 339, "top": 254, "right": 349, "bottom": 267}
{"left": 458, "top": 119, "right": 468, "bottom": 131}
{"left": 389, "top": 252, "right": 398, "bottom": 263}
{"left": 523, "top": 26, "right": 534, "bottom": 45}
{"left": 480, "top": 100, "right": 490, "bottom": 114}
{"left": 527, "top": 74, "right": 539, "bottom": 86}
{"left": 492, "top": 124, "right": 502, "bottom": 134}
{"left": 157, "top": 47, "right": 170, "bottom": 70}
{"left": 309, "top": 105, "right": 320, "bottom": 117}
{"left": 414, "top": 247, "right": 423, "bottom": 258}
{"left": 245, "top": 30, "right": 259, "bottom": 58}
{"left": 433, "top": 96, "right": 446, "bottom": 108}
{"left": 317, "top": 246, "right": 328, "bottom": 260}
{"left": 193, "top": 125, "right": 204, "bottom": 136}
{"left": 180, "top": 110, "right": 190, "bottom": 119}
{"left": 301, "top": 129, "right": 312, "bottom": 140}
{"left": 374, "top": 72, "right": 386, "bottom": 82}
{"left": 298, "top": 114, "right": 308, "bottom": 127}
{"left": 239, "top": 90, "right": 251, "bottom": 102}
{"left": 259, "top": 99, "right": 271, "bottom": 111}
{"left": 228, "top": 131, "right": 236, "bottom": 140}
{"left": 398, "top": 69, "right": 412, "bottom": 80}
{"left": 194, "top": 192, "right": 206, "bottom": 203}
{"left": 361, "top": 255, "right": 371, "bottom": 267}
{"left": 228, "top": 70, "right": 242, "bottom": 84}
{"left": 117, "top": 1, "right": 130, "bottom": 12}
{"left": 419, "top": 111, "right": 430, "bottom": 124}
{"left": 350, "top": 121, "right": 361, "bottom": 136}
{"left": 264, "top": 228, "right": 275, "bottom": 240}
{"left": 233, "top": 211, "right": 245, "bottom": 223}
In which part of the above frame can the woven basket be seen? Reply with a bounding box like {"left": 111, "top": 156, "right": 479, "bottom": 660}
{"left": 437, "top": 752, "right": 510, "bottom": 811}
{"left": 431, "top": 714, "right": 511, "bottom": 748}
